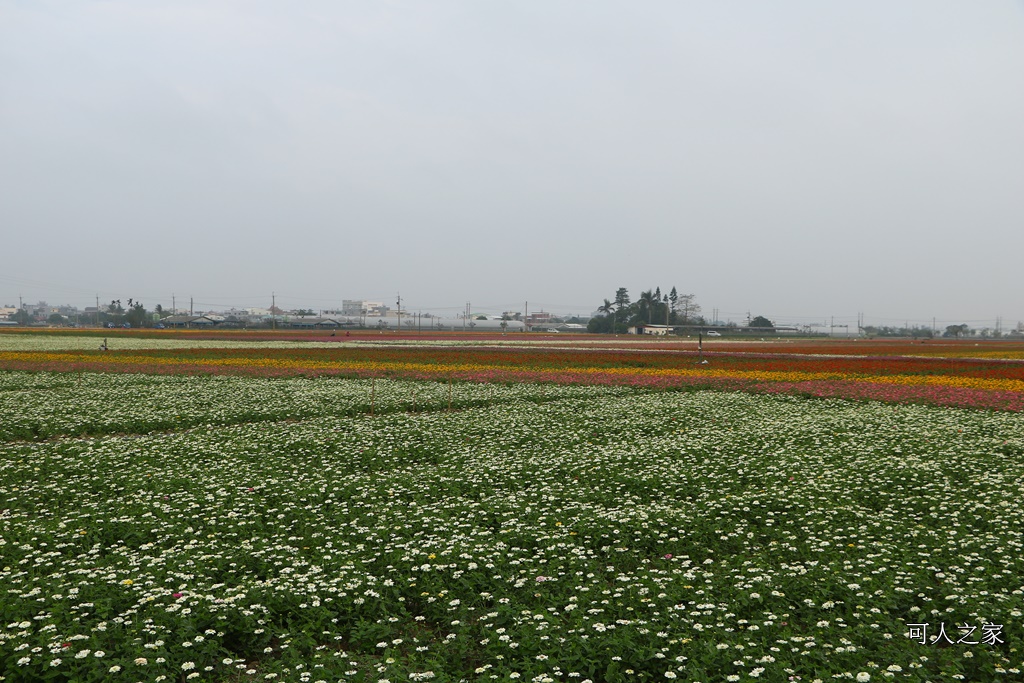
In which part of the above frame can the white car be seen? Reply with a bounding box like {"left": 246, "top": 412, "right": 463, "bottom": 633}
{"left": 706, "top": 331, "right": 721, "bottom": 337}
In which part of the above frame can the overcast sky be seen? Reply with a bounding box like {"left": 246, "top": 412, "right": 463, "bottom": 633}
{"left": 2, "top": 1, "right": 1022, "bottom": 327}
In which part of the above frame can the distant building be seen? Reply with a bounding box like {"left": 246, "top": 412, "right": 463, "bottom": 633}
{"left": 289, "top": 317, "right": 341, "bottom": 328}
{"left": 342, "top": 300, "right": 389, "bottom": 317}
{"left": 527, "top": 311, "right": 554, "bottom": 324}
{"left": 161, "top": 315, "right": 220, "bottom": 328}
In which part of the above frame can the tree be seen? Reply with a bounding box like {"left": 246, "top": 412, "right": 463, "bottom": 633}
{"left": 677, "top": 294, "right": 700, "bottom": 324}
{"left": 105, "top": 300, "right": 125, "bottom": 326}
{"left": 748, "top": 315, "right": 774, "bottom": 328}
{"left": 588, "top": 313, "right": 614, "bottom": 333}
{"left": 638, "top": 290, "right": 657, "bottom": 324}
{"left": 125, "top": 301, "right": 148, "bottom": 328}
{"left": 591, "top": 301, "right": 614, "bottom": 332}
{"left": 613, "top": 288, "right": 631, "bottom": 332}
{"left": 47, "top": 313, "right": 66, "bottom": 325}
{"left": 944, "top": 324, "right": 969, "bottom": 338}
{"left": 669, "top": 287, "right": 678, "bottom": 320}
{"left": 614, "top": 288, "right": 630, "bottom": 312}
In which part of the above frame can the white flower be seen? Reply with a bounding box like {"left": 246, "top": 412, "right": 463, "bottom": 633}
{"left": 857, "top": 674, "right": 871, "bottom": 682}
{"left": 134, "top": 658, "right": 148, "bottom": 665}
{"left": 109, "top": 665, "right": 122, "bottom": 673}
{"left": 17, "top": 657, "right": 31, "bottom": 666}
{"left": 664, "top": 673, "right": 677, "bottom": 679}
{"left": 182, "top": 661, "right": 196, "bottom": 671}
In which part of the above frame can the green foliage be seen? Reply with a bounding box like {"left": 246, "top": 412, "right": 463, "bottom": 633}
{"left": 598, "top": 286, "right": 699, "bottom": 331}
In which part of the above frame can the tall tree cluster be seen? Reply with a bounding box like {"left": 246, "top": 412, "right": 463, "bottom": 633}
{"left": 588, "top": 286, "right": 703, "bottom": 333}
{"left": 101, "top": 298, "right": 150, "bottom": 327}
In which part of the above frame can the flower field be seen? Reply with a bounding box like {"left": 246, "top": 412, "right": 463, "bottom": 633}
{"left": 2, "top": 332, "right": 1024, "bottom": 681}
{"left": 2, "top": 330, "right": 1024, "bottom": 412}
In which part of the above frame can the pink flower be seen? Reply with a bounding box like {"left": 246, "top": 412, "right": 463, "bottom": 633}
{"left": 663, "top": 554, "right": 673, "bottom": 560}
{"left": 535, "top": 576, "right": 547, "bottom": 582}
{"left": 172, "top": 592, "right": 183, "bottom": 599}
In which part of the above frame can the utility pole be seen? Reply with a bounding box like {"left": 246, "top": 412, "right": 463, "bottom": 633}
{"left": 525, "top": 301, "right": 529, "bottom": 332}
{"left": 271, "top": 292, "right": 276, "bottom": 331}
{"left": 172, "top": 294, "right": 176, "bottom": 315}
{"left": 96, "top": 295, "right": 100, "bottom": 327}
{"left": 396, "top": 294, "right": 402, "bottom": 332}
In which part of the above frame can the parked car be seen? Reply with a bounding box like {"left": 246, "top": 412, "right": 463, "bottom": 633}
{"left": 707, "top": 331, "right": 721, "bottom": 337}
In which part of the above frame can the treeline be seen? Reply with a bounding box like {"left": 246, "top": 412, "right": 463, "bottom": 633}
{"left": 588, "top": 286, "right": 704, "bottom": 333}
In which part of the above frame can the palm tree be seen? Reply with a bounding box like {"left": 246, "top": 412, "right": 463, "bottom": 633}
{"left": 638, "top": 290, "right": 657, "bottom": 324}
{"left": 598, "top": 298, "right": 615, "bottom": 334}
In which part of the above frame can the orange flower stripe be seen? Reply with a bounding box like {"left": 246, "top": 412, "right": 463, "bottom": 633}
{"left": 4, "top": 350, "right": 1023, "bottom": 394}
